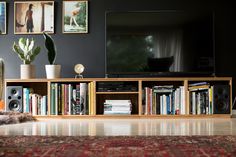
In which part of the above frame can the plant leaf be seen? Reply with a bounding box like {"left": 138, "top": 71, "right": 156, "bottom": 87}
{"left": 43, "top": 32, "right": 56, "bottom": 64}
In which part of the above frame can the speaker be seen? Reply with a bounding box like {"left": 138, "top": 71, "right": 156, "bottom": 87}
{"left": 6, "top": 86, "right": 23, "bottom": 112}
{"left": 213, "top": 85, "right": 230, "bottom": 114}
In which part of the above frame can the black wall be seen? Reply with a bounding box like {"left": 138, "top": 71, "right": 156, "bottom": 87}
{"left": 0, "top": 0, "right": 235, "bottom": 78}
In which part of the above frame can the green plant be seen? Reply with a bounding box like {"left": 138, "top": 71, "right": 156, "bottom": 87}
{"left": 12, "top": 38, "right": 41, "bottom": 64}
{"left": 43, "top": 32, "right": 56, "bottom": 65}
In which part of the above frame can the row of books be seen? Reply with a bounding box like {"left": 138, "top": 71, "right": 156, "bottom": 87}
{"left": 189, "top": 82, "right": 213, "bottom": 114}
{"left": 143, "top": 85, "right": 186, "bottom": 115}
{"left": 103, "top": 100, "right": 132, "bottom": 115}
{"left": 23, "top": 88, "right": 47, "bottom": 116}
{"left": 50, "top": 82, "right": 90, "bottom": 115}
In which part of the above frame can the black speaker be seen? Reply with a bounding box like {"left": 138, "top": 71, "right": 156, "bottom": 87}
{"left": 6, "top": 86, "right": 23, "bottom": 112}
{"left": 213, "top": 85, "right": 230, "bottom": 114}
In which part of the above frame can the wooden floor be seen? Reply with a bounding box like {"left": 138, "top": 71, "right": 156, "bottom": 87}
{"left": 0, "top": 118, "right": 236, "bottom": 136}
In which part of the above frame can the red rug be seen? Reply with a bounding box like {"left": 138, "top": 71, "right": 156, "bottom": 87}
{"left": 0, "top": 136, "right": 236, "bottom": 157}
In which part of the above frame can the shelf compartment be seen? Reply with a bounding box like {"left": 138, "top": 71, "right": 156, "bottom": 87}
{"left": 96, "top": 81, "right": 138, "bottom": 92}
{"left": 96, "top": 94, "right": 138, "bottom": 115}
{"left": 96, "top": 92, "right": 139, "bottom": 94}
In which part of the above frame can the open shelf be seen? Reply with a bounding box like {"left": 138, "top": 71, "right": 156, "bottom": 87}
{"left": 4, "top": 77, "right": 232, "bottom": 118}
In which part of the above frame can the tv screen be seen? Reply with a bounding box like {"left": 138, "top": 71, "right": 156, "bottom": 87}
{"left": 105, "top": 11, "right": 215, "bottom": 77}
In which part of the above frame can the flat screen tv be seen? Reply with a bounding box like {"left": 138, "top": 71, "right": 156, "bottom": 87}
{"left": 105, "top": 10, "right": 215, "bottom": 77}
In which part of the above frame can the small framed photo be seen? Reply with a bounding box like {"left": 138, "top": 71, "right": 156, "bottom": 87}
{"left": 0, "top": 2, "right": 6, "bottom": 34}
{"left": 63, "top": 0, "right": 88, "bottom": 34}
{"left": 14, "top": 1, "right": 54, "bottom": 34}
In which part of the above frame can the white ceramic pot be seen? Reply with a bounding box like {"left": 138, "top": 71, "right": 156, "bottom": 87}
{"left": 45, "top": 65, "right": 61, "bottom": 79}
{"left": 20, "top": 64, "right": 35, "bottom": 79}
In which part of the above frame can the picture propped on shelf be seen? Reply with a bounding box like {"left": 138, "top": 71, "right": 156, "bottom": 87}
{"left": 0, "top": 2, "right": 6, "bottom": 34}
{"left": 63, "top": 0, "right": 88, "bottom": 33}
{"left": 14, "top": 1, "right": 54, "bottom": 34}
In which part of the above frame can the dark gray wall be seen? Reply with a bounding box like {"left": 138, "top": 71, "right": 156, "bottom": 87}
{"left": 0, "top": 0, "right": 235, "bottom": 79}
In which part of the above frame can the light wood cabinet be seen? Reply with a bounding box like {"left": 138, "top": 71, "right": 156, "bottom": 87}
{"left": 5, "top": 77, "right": 232, "bottom": 118}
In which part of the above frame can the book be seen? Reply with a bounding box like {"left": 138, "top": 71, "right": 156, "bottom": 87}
{"left": 80, "top": 83, "right": 88, "bottom": 115}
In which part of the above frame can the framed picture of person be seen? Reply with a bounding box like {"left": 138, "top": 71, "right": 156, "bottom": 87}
{"left": 14, "top": 1, "right": 54, "bottom": 34}
{"left": 62, "top": 0, "right": 88, "bottom": 34}
{"left": 0, "top": 2, "right": 6, "bottom": 34}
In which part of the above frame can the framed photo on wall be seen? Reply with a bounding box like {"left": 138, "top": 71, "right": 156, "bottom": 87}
{"left": 62, "top": 0, "right": 88, "bottom": 33}
{"left": 0, "top": 2, "right": 6, "bottom": 34}
{"left": 14, "top": 1, "right": 54, "bottom": 34}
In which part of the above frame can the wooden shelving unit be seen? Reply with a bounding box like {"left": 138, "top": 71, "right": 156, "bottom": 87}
{"left": 4, "top": 77, "right": 233, "bottom": 119}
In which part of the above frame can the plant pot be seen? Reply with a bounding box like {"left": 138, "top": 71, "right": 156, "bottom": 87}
{"left": 20, "top": 64, "right": 35, "bottom": 79}
{"left": 45, "top": 65, "right": 61, "bottom": 79}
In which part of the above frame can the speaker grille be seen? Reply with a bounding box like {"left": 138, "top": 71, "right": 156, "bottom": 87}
{"left": 6, "top": 86, "right": 23, "bottom": 112}
{"left": 213, "top": 85, "right": 230, "bottom": 114}
{"left": 8, "top": 100, "right": 22, "bottom": 112}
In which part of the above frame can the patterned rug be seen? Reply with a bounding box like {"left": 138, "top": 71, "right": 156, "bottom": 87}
{"left": 0, "top": 136, "right": 236, "bottom": 157}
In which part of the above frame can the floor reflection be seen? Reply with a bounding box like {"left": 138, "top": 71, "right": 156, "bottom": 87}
{"left": 0, "top": 118, "right": 235, "bottom": 136}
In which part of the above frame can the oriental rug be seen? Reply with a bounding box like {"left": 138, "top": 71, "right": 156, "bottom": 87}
{"left": 0, "top": 136, "right": 236, "bottom": 157}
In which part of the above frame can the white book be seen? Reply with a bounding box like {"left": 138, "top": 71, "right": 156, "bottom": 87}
{"left": 104, "top": 110, "right": 131, "bottom": 114}
{"left": 104, "top": 103, "right": 131, "bottom": 106}
{"left": 163, "top": 95, "right": 167, "bottom": 115}
{"left": 192, "top": 92, "right": 196, "bottom": 115}
{"left": 105, "top": 100, "right": 131, "bottom": 104}
{"left": 160, "top": 95, "right": 163, "bottom": 115}
{"left": 180, "top": 86, "right": 185, "bottom": 115}
{"left": 197, "top": 93, "right": 201, "bottom": 115}
{"left": 80, "top": 83, "right": 88, "bottom": 115}
{"left": 32, "top": 94, "right": 37, "bottom": 116}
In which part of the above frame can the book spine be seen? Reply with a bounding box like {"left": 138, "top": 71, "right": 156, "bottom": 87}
{"left": 68, "top": 84, "right": 72, "bottom": 115}
{"left": 50, "top": 83, "right": 55, "bottom": 115}
{"left": 80, "top": 83, "right": 88, "bottom": 115}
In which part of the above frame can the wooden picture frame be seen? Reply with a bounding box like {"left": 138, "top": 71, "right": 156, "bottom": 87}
{"left": 0, "top": 2, "right": 6, "bottom": 34}
{"left": 62, "top": 0, "right": 88, "bottom": 34}
{"left": 14, "top": 1, "right": 54, "bottom": 34}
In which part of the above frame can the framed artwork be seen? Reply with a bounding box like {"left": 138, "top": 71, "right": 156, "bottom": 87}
{"left": 14, "top": 1, "right": 54, "bottom": 34}
{"left": 62, "top": 0, "right": 88, "bottom": 33}
{"left": 0, "top": 2, "right": 6, "bottom": 34}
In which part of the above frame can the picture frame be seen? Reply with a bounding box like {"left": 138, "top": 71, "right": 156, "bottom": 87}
{"left": 0, "top": 2, "right": 6, "bottom": 34}
{"left": 62, "top": 0, "right": 88, "bottom": 34}
{"left": 14, "top": 1, "right": 54, "bottom": 34}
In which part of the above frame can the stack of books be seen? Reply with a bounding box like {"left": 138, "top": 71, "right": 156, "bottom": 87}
{"left": 50, "top": 82, "right": 89, "bottom": 115}
{"left": 103, "top": 100, "right": 132, "bottom": 115}
{"left": 188, "top": 82, "right": 213, "bottom": 115}
{"left": 143, "top": 85, "right": 185, "bottom": 115}
{"left": 23, "top": 88, "right": 47, "bottom": 116}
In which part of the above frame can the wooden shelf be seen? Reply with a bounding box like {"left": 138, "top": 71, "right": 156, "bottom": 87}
{"left": 96, "top": 92, "right": 139, "bottom": 94}
{"left": 5, "top": 77, "right": 232, "bottom": 119}
{"left": 34, "top": 114, "right": 232, "bottom": 120}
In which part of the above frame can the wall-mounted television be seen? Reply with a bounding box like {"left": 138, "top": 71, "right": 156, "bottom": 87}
{"left": 105, "top": 10, "right": 215, "bottom": 77}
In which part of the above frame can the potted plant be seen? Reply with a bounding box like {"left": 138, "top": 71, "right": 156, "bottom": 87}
{"left": 43, "top": 32, "right": 61, "bottom": 79}
{"left": 12, "top": 38, "right": 41, "bottom": 79}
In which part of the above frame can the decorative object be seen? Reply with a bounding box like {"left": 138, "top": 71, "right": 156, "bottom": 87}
{"left": 12, "top": 37, "right": 41, "bottom": 79}
{"left": 43, "top": 32, "right": 61, "bottom": 79}
{"left": 0, "top": 111, "right": 35, "bottom": 125}
{"left": 0, "top": 136, "right": 236, "bottom": 156}
{"left": 62, "top": 0, "right": 88, "bottom": 33}
{"left": 74, "top": 63, "right": 84, "bottom": 78}
{"left": 0, "top": 2, "right": 6, "bottom": 34}
{"left": 14, "top": 1, "right": 54, "bottom": 34}
{"left": 0, "top": 58, "right": 4, "bottom": 110}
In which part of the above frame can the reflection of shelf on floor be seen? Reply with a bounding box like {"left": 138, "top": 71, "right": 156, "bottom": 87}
{"left": 96, "top": 92, "right": 139, "bottom": 94}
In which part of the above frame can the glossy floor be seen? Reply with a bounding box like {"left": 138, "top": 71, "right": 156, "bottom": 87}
{"left": 0, "top": 118, "right": 236, "bottom": 136}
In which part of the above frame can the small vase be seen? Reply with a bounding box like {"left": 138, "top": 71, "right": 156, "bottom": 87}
{"left": 20, "top": 64, "right": 35, "bottom": 79}
{"left": 45, "top": 65, "right": 61, "bottom": 79}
